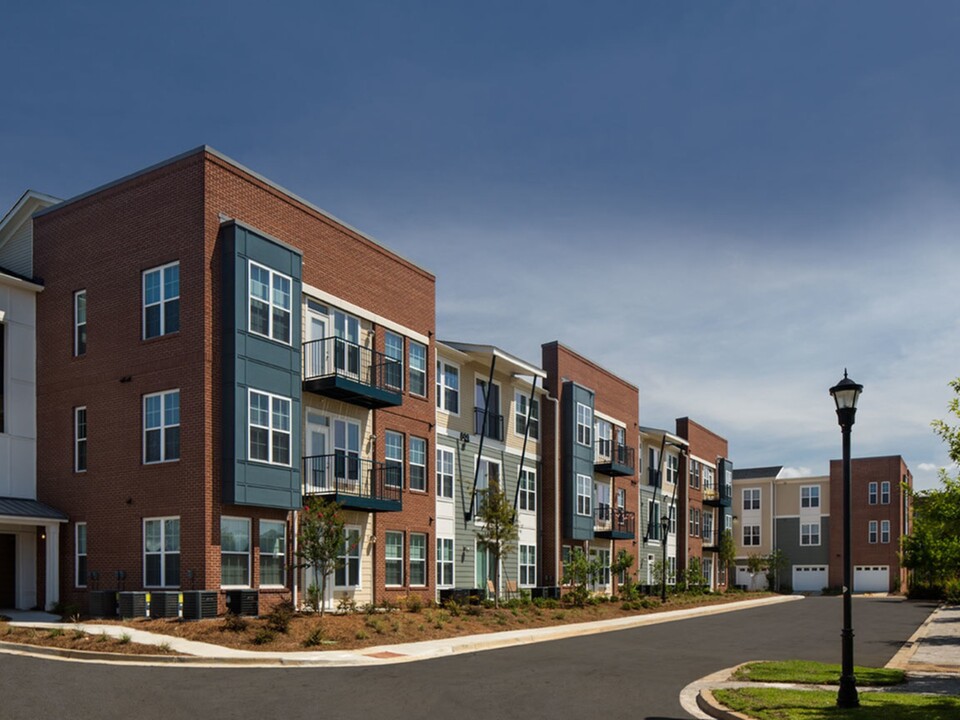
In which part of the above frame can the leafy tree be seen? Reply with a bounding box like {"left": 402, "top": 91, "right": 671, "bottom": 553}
{"left": 718, "top": 529, "right": 736, "bottom": 588}
{"left": 686, "top": 556, "right": 706, "bottom": 593}
{"left": 562, "top": 548, "right": 603, "bottom": 607}
{"left": 296, "top": 497, "right": 346, "bottom": 616}
{"left": 611, "top": 549, "right": 635, "bottom": 593}
{"left": 475, "top": 476, "right": 519, "bottom": 608}
{"left": 766, "top": 548, "right": 787, "bottom": 593}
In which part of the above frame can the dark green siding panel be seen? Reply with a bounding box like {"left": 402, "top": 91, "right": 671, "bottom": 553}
{"left": 775, "top": 517, "right": 831, "bottom": 571}
{"left": 221, "top": 222, "right": 303, "bottom": 510}
{"left": 562, "top": 381, "right": 595, "bottom": 541}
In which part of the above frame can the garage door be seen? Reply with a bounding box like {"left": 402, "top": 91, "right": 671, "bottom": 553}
{"left": 792, "top": 565, "right": 828, "bottom": 592}
{"left": 854, "top": 565, "right": 889, "bottom": 593}
{"left": 735, "top": 565, "right": 768, "bottom": 591}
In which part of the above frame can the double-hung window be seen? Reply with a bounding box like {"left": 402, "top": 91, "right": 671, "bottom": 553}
{"left": 800, "top": 522, "right": 820, "bottom": 546}
{"left": 649, "top": 500, "right": 662, "bottom": 541}
{"left": 519, "top": 544, "right": 536, "bottom": 587}
{"left": 514, "top": 391, "right": 539, "bottom": 439}
{"left": 260, "top": 520, "right": 286, "bottom": 587}
{"left": 436, "top": 447, "right": 454, "bottom": 499}
{"left": 868, "top": 482, "right": 878, "bottom": 505}
{"left": 868, "top": 520, "right": 878, "bottom": 544}
{"left": 801, "top": 485, "right": 820, "bottom": 508}
{"left": 702, "top": 511, "right": 714, "bottom": 545}
{"left": 385, "top": 531, "right": 404, "bottom": 586}
{"left": 385, "top": 431, "right": 404, "bottom": 488}
{"left": 409, "top": 533, "right": 427, "bottom": 586}
{"left": 144, "top": 517, "right": 180, "bottom": 587}
{"left": 743, "top": 525, "right": 760, "bottom": 546}
{"left": 144, "top": 389, "right": 180, "bottom": 463}
{"left": 409, "top": 436, "right": 426, "bottom": 491}
{"left": 76, "top": 523, "right": 87, "bottom": 588}
{"left": 384, "top": 331, "right": 404, "bottom": 391}
{"left": 880, "top": 481, "right": 890, "bottom": 504}
{"left": 576, "top": 474, "right": 592, "bottom": 516}
{"left": 221, "top": 517, "right": 251, "bottom": 587}
{"left": 74, "top": 406, "right": 87, "bottom": 473}
{"left": 880, "top": 519, "right": 890, "bottom": 543}
{"left": 519, "top": 468, "right": 536, "bottom": 511}
{"left": 143, "top": 261, "right": 179, "bottom": 339}
{"left": 668, "top": 505, "right": 677, "bottom": 534}
{"left": 743, "top": 488, "right": 760, "bottom": 510}
{"left": 576, "top": 403, "right": 592, "bottom": 446}
{"left": 409, "top": 341, "right": 427, "bottom": 396}
{"left": 74, "top": 290, "right": 87, "bottom": 356}
{"left": 664, "top": 454, "right": 679, "bottom": 485}
{"left": 248, "top": 390, "right": 291, "bottom": 465}
{"left": 248, "top": 262, "right": 291, "bottom": 344}
{"left": 436, "top": 361, "right": 460, "bottom": 413}
{"left": 336, "top": 527, "right": 361, "bottom": 587}
{"left": 437, "top": 537, "right": 454, "bottom": 587}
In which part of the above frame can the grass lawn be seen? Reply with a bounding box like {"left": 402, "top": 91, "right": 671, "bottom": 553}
{"left": 713, "top": 687, "right": 960, "bottom": 720}
{"left": 733, "top": 660, "right": 905, "bottom": 686}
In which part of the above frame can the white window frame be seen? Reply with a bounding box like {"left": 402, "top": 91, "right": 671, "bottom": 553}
{"left": 75, "top": 522, "right": 87, "bottom": 588}
{"left": 576, "top": 403, "right": 592, "bottom": 447}
{"left": 576, "top": 473, "right": 592, "bottom": 516}
{"left": 74, "top": 406, "right": 87, "bottom": 473}
{"left": 143, "top": 389, "right": 180, "bottom": 464}
{"left": 881, "top": 481, "right": 891, "bottom": 504}
{"left": 743, "top": 488, "right": 761, "bottom": 511}
{"left": 868, "top": 482, "right": 878, "bottom": 505}
{"left": 880, "top": 519, "right": 890, "bottom": 544}
{"left": 259, "top": 520, "right": 286, "bottom": 588}
{"left": 801, "top": 485, "right": 820, "bottom": 508}
{"left": 409, "top": 532, "right": 427, "bottom": 587}
{"left": 514, "top": 391, "right": 540, "bottom": 439}
{"left": 335, "top": 526, "right": 362, "bottom": 588}
{"left": 800, "top": 522, "right": 820, "bottom": 546}
{"left": 408, "top": 341, "right": 427, "bottom": 397}
{"left": 519, "top": 467, "right": 536, "bottom": 512}
{"left": 247, "top": 389, "right": 292, "bottom": 466}
{"left": 385, "top": 530, "right": 404, "bottom": 587}
{"left": 437, "top": 447, "right": 454, "bottom": 499}
{"left": 384, "top": 331, "right": 404, "bottom": 391}
{"left": 868, "top": 520, "right": 878, "bottom": 544}
{"left": 595, "top": 418, "right": 612, "bottom": 457}
{"left": 669, "top": 505, "right": 677, "bottom": 534}
{"left": 142, "top": 261, "right": 180, "bottom": 339}
{"left": 664, "top": 454, "right": 679, "bottom": 485}
{"left": 385, "top": 430, "right": 404, "bottom": 488}
{"left": 743, "top": 525, "right": 761, "bottom": 546}
{"left": 409, "top": 436, "right": 427, "bottom": 492}
{"left": 436, "top": 360, "right": 460, "bottom": 414}
{"left": 519, "top": 544, "right": 536, "bottom": 587}
{"left": 475, "top": 458, "right": 501, "bottom": 516}
{"left": 74, "top": 289, "right": 87, "bottom": 356}
{"left": 702, "top": 510, "right": 714, "bottom": 545}
{"left": 437, "top": 537, "right": 454, "bottom": 588}
{"left": 650, "top": 499, "right": 662, "bottom": 541}
{"left": 221, "top": 517, "right": 252, "bottom": 588}
{"left": 247, "top": 261, "right": 292, "bottom": 345}
{"left": 144, "top": 516, "right": 180, "bottom": 588}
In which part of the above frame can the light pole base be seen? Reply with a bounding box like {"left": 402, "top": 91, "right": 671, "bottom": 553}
{"left": 837, "top": 675, "right": 859, "bottom": 708}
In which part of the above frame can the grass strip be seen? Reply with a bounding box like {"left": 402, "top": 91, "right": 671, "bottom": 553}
{"left": 733, "top": 660, "right": 904, "bottom": 686}
{"left": 714, "top": 687, "right": 960, "bottom": 720}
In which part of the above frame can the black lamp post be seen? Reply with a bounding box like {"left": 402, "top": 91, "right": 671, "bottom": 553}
{"left": 830, "top": 369, "right": 863, "bottom": 709}
{"left": 660, "top": 514, "right": 670, "bottom": 603}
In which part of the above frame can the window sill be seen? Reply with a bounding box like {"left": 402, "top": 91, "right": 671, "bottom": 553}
{"left": 141, "top": 331, "right": 181, "bottom": 344}
{"left": 259, "top": 586, "right": 288, "bottom": 592}
{"left": 143, "top": 459, "right": 180, "bottom": 467}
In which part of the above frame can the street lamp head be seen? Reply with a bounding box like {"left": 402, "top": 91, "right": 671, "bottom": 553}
{"left": 830, "top": 370, "right": 863, "bottom": 427}
{"left": 660, "top": 514, "right": 670, "bottom": 532}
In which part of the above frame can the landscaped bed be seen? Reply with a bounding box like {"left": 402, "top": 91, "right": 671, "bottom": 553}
{"left": 0, "top": 623, "right": 182, "bottom": 656}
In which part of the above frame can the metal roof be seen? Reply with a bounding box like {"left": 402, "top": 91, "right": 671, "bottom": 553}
{"left": 732, "top": 466, "right": 784, "bottom": 480}
{"left": 0, "top": 497, "right": 68, "bottom": 522}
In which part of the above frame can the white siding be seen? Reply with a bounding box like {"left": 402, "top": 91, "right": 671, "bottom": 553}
{"left": 0, "top": 221, "right": 33, "bottom": 277}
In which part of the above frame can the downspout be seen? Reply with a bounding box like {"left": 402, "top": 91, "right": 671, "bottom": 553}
{"left": 467, "top": 356, "right": 497, "bottom": 521}
{"left": 292, "top": 510, "right": 299, "bottom": 609}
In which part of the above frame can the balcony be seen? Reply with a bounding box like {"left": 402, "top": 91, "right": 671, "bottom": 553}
{"left": 302, "top": 454, "right": 402, "bottom": 512}
{"left": 594, "top": 505, "right": 636, "bottom": 540}
{"left": 594, "top": 440, "right": 635, "bottom": 477}
{"left": 474, "top": 408, "right": 505, "bottom": 441}
{"left": 302, "top": 337, "right": 403, "bottom": 409}
{"left": 703, "top": 483, "right": 733, "bottom": 507}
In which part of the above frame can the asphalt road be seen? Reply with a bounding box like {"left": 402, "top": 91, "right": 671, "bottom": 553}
{"left": 0, "top": 597, "right": 937, "bottom": 720}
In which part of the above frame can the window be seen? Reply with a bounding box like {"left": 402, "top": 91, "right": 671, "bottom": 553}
{"left": 336, "top": 527, "right": 361, "bottom": 587}
{"left": 519, "top": 468, "right": 536, "bottom": 511}
{"left": 868, "top": 520, "right": 878, "bottom": 544}
{"left": 702, "top": 466, "right": 715, "bottom": 493}
{"left": 437, "top": 447, "right": 454, "bottom": 499}
{"left": 248, "top": 262, "right": 291, "bottom": 344}
{"left": 881, "top": 481, "right": 890, "bottom": 504}
{"left": 667, "top": 556, "right": 677, "bottom": 585}
{"left": 515, "top": 391, "right": 539, "bottom": 439}
{"left": 74, "top": 290, "right": 87, "bottom": 356}
{"left": 475, "top": 459, "right": 500, "bottom": 515}
{"left": 143, "top": 261, "right": 180, "bottom": 339}
{"left": 669, "top": 505, "right": 677, "bottom": 534}
{"left": 591, "top": 548, "right": 611, "bottom": 587}
{"left": 144, "top": 390, "right": 180, "bottom": 463}
{"left": 743, "top": 488, "right": 760, "bottom": 511}
{"left": 664, "top": 454, "right": 679, "bottom": 485}
{"left": 248, "top": 390, "right": 291, "bottom": 465}
{"left": 74, "top": 406, "right": 87, "bottom": 473}
{"left": 649, "top": 500, "right": 662, "bottom": 540}
{"left": 409, "top": 341, "right": 427, "bottom": 396}
{"left": 743, "top": 525, "right": 761, "bottom": 546}
{"left": 409, "top": 436, "right": 426, "bottom": 491}
{"left": 702, "top": 511, "right": 714, "bottom": 545}
{"left": 595, "top": 418, "right": 612, "bottom": 457}
{"left": 221, "top": 517, "right": 251, "bottom": 587}
{"left": 76, "top": 523, "right": 87, "bottom": 588}
{"left": 576, "top": 403, "right": 592, "bottom": 446}
{"left": 520, "top": 544, "right": 536, "bottom": 587}
{"left": 689, "top": 459, "right": 700, "bottom": 488}
{"left": 694, "top": 508, "right": 701, "bottom": 537}
{"left": 561, "top": 546, "right": 572, "bottom": 579}
{"left": 800, "top": 522, "right": 820, "bottom": 546}
{"left": 260, "top": 520, "right": 286, "bottom": 587}
{"left": 437, "top": 537, "right": 454, "bottom": 587}
{"left": 868, "top": 482, "right": 878, "bottom": 505}
{"left": 436, "top": 361, "right": 460, "bottom": 413}
{"left": 880, "top": 519, "right": 890, "bottom": 543}
{"left": 385, "top": 531, "right": 404, "bottom": 586}
{"left": 144, "top": 517, "right": 180, "bottom": 587}
{"left": 385, "top": 431, "right": 404, "bottom": 488}
{"left": 384, "top": 331, "right": 404, "bottom": 391}
{"left": 616, "top": 487, "right": 626, "bottom": 511}
{"left": 801, "top": 486, "right": 820, "bottom": 508}
{"left": 576, "top": 474, "right": 592, "bottom": 516}
{"left": 410, "top": 533, "right": 427, "bottom": 586}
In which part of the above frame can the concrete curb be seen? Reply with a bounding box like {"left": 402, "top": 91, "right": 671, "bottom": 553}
{"left": 886, "top": 602, "right": 942, "bottom": 670}
{"left": 697, "top": 688, "right": 753, "bottom": 720}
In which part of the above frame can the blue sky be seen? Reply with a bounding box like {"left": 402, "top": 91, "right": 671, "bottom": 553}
{"left": 3, "top": 1, "right": 959, "bottom": 489}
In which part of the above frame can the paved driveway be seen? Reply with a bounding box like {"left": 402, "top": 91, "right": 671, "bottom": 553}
{"left": 0, "top": 597, "right": 936, "bottom": 720}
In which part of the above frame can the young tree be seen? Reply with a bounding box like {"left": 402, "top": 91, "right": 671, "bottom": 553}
{"left": 686, "top": 556, "right": 706, "bottom": 593}
{"left": 718, "top": 529, "right": 736, "bottom": 589}
{"left": 766, "top": 548, "right": 788, "bottom": 593}
{"left": 746, "top": 552, "right": 767, "bottom": 590}
{"left": 296, "top": 497, "right": 346, "bottom": 616}
{"left": 562, "top": 547, "right": 603, "bottom": 607}
{"left": 611, "top": 549, "right": 635, "bottom": 597}
{"left": 475, "top": 476, "right": 519, "bottom": 608}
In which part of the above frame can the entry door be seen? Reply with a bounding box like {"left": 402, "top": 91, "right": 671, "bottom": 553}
{"left": 333, "top": 419, "right": 361, "bottom": 492}
{"left": 304, "top": 312, "right": 328, "bottom": 378}
{"left": 476, "top": 543, "right": 494, "bottom": 594}
{"left": 0, "top": 535, "right": 15, "bottom": 608}
{"left": 475, "top": 380, "right": 501, "bottom": 437}
{"left": 333, "top": 311, "right": 360, "bottom": 379}
{"left": 305, "top": 416, "right": 330, "bottom": 493}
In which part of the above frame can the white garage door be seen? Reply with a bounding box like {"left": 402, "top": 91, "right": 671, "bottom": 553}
{"left": 792, "top": 565, "right": 828, "bottom": 592}
{"left": 735, "top": 565, "right": 768, "bottom": 591}
{"left": 854, "top": 565, "right": 889, "bottom": 593}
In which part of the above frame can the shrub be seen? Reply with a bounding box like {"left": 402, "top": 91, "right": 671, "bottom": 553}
{"left": 265, "top": 601, "right": 295, "bottom": 634}
{"left": 443, "top": 599, "right": 462, "bottom": 616}
{"left": 47, "top": 628, "right": 63, "bottom": 638}
{"left": 533, "top": 597, "right": 559, "bottom": 609}
{"left": 355, "top": 630, "right": 368, "bottom": 640}
{"left": 252, "top": 628, "right": 275, "bottom": 645}
{"left": 118, "top": 632, "right": 132, "bottom": 645}
{"left": 336, "top": 597, "right": 357, "bottom": 614}
{"left": 302, "top": 623, "right": 325, "bottom": 647}
{"left": 403, "top": 594, "right": 424, "bottom": 613}
{"left": 465, "top": 604, "right": 483, "bottom": 617}
{"left": 221, "top": 611, "right": 248, "bottom": 633}
{"left": 365, "top": 618, "right": 385, "bottom": 634}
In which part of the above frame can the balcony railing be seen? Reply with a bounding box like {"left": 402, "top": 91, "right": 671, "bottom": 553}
{"left": 703, "top": 482, "right": 733, "bottom": 506}
{"left": 474, "top": 408, "right": 504, "bottom": 441}
{"left": 595, "top": 440, "right": 635, "bottom": 476}
{"left": 302, "top": 454, "right": 402, "bottom": 511}
{"left": 302, "top": 337, "right": 403, "bottom": 408}
{"left": 594, "top": 505, "right": 636, "bottom": 539}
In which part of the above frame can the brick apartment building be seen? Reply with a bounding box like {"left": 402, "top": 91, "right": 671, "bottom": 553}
{"left": 32, "top": 147, "right": 436, "bottom": 614}
{"left": 540, "top": 342, "right": 640, "bottom": 592}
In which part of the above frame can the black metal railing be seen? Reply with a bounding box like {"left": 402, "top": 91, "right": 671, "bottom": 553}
{"left": 595, "top": 505, "right": 636, "bottom": 535}
{"left": 595, "top": 440, "right": 635, "bottom": 470}
{"left": 302, "top": 337, "right": 403, "bottom": 393}
{"left": 302, "top": 454, "right": 402, "bottom": 503}
{"left": 474, "top": 408, "right": 504, "bottom": 441}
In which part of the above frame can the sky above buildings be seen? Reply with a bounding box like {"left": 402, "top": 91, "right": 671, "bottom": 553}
{"left": 3, "top": 1, "right": 958, "bottom": 490}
